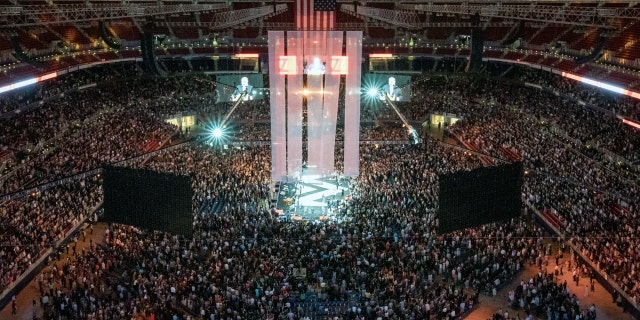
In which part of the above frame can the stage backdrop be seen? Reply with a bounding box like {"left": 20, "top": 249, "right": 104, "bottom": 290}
{"left": 268, "top": 30, "right": 362, "bottom": 181}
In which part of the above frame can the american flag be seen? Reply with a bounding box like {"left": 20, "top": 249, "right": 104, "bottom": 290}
{"left": 296, "top": 0, "right": 336, "bottom": 30}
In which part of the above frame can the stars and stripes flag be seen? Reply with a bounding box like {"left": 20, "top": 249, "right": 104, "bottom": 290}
{"left": 296, "top": 0, "right": 336, "bottom": 30}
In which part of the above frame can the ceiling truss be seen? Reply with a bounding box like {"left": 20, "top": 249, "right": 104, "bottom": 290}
{"left": 340, "top": 4, "right": 421, "bottom": 30}
{"left": 208, "top": 4, "right": 287, "bottom": 30}
{"left": 399, "top": 4, "right": 640, "bottom": 28}
{"left": 0, "top": 3, "right": 228, "bottom": 28}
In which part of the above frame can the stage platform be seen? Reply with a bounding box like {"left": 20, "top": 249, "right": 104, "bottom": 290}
{"left": 275, "top": 173, "right": 352, "bottom": 222}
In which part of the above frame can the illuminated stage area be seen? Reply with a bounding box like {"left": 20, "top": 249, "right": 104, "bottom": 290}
{"left": 275, "top": 172, "right": 352, "bottom": 222}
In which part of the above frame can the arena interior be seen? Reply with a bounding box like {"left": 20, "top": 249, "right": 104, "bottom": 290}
{"left": 0, "top": 0, "right": 640, "bottom": 319}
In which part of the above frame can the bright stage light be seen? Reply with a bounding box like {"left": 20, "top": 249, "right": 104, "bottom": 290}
{"left": 212, "top": 127, "right": 223, "bottom": 138}
{"left": 367, "top": 88, "right": 379, "bottom": 97}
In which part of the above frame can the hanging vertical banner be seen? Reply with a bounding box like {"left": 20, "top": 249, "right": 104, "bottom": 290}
{"left": 269, "top": 31, "right": 359, "bottom": 181}
{"left": 305, "top": 30, "right": 326, "bottom": 176}
{"left": 268, "top": 31, "right": 287, "bottom": 181}
{"left": 287, "top": 31, "right": 304, "bottom": 181}
{"left": 343, "top": 31, "right": 362, "bottom": 177}
{"left": 320, "top": 31, "right": 343, "bottom": 176}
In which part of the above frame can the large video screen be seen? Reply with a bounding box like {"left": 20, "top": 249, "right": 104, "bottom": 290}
{"left": 103, "top": 166, "right": 194, "bottom": 237}
{"left": 363, "top": 74, "right": 412, "bottom": 102}
{"left": 216, "top": 74, "right": 265, "bottom": 103}
{"left": 437, "top": 162, "right": 523, "bottom": 234}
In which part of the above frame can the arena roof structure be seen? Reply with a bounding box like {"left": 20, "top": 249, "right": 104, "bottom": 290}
{"left": 0, "top": 0, "right": 639, "bottom": 90}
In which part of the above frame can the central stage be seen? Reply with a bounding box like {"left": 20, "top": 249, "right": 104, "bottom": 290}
{"left": 276, "top": 173, "right": 352, "bottom": 222}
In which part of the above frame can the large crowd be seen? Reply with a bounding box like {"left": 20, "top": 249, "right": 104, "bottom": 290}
{"left": 0, "top": 61, "right": 639, "bottom": 319}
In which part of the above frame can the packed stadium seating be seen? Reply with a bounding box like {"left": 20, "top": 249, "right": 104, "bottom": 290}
{"left": 1, "top": 1, "right": 640, "bottom": 318}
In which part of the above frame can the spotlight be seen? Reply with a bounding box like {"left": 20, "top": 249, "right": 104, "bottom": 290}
{"left": 212, "top": 127, "right": 223, "bottom": 138}
{"left": 206, "top": 124, "right": 228, "bottom": 145}
{"left": 367, "top": 88, "right": 379, "bottom": 97}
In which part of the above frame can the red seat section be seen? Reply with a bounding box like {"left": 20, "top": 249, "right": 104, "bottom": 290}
{"left": 108, "top": 19, "right": 141, "bottom": 42}
{"left": 50, "top": 25, "right": 92, "bottom": 45}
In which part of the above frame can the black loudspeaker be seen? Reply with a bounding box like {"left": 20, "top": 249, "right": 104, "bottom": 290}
{"left": 11, "top": 36, "right": 45, "bottom": 69}
{"left": 467, "top": 13, "right": 484, "bottom": 73}
{"left": 140, "top": 21, "right": 167, "bottom": 76}
{"left": 502, "top": 20, "right": 524, "bottom": 47}
{"left": 574, "top": 29, "right": 610, "bottom": 65}
{"left": 437, "top": 162, "right": 524, "bottom": 234}
{"left": 103, "top": 166, "right": 194, "bottom": 237}
{"left": 99, "top": 21, "right": 121, "bottom": 50}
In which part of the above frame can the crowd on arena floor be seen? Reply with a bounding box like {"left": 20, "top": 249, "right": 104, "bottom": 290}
{"left": 26, "top": 142, "right": 547, "bottom": 319}
{"left": 0, "top": 62, "right": 639, "bottom": 319}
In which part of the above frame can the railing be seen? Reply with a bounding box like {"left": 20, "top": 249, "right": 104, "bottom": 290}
{"left": 0, "top": 201, "right": 102, "bottom": 309}
{"left": 525, "top": 201, "right": 640, "bottom": 318}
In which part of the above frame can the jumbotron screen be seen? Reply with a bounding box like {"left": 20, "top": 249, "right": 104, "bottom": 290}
{"left": 103, "top": 166, "right": 194, "bottom": 236}
{"left": 216, "top": 74, "right": 265, "bottom": 103}
{"left": 363, "top": 74, "right": 412, "bottom": 102}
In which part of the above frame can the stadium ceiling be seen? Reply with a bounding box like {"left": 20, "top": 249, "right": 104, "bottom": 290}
{"left": 341, "top": 4, "right": 421, "bottom": 30}
{"left": 0, "top": 3, "right": 228, "bottom": 27}
{"left": 0, "top": 3, "right": 287, "bottom": 29}
{"left": 158, "top": 4, "right": 288, "bottom": 30}
{"left": 398, "top": 3, "right": 640, "bottom": 28}
{"left": 0, "top": 1, "right": 638, "bottom": 29}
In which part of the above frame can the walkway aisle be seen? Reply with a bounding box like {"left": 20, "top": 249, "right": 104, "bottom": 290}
{"left": 467, "top": 243, "right": 634, "bottom": 320}
{"left": 0, "top": 222, "right": 107, "bottom": 320}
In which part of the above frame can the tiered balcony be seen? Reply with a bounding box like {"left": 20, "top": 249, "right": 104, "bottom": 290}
{"left": 7, "top": 65, "right": 39, "bottom": 80}
{"left": 411, "top": 47, "right": 434, "bottom": 55}
{"left": 0, "top": 72, "right": 11, "bottom": 85}
{"left": 616, "top": 41, "right": 640, "bottom": 61}
{"left": 528, "top": 24, "right": 568, "bottom": 46}
{"left": 192, "top": 47, "right": 216, "bottom": 55}
{"left": 573, "top": 64, "right": 595, "bottom": 77}
{"left": 557, "top": 26, "right": 589, "bottom": 47}
{"left": 425, "top": 14, "right": 456, "bottom": 40}
{"left": 483, "top": 50, "right": 503, "bottom": 59}
{"left": 553, "top": 59, "right": 576, "bottom": 71}
{"left": 522, "top": 54, "right": 543, "bottom": 64}
{"left": 155, "top": 26, "right": 171, "bottom": 37}
{"left": 167, "top": 48, "right": 190, "bottom": 55}
{"left": 336, "top": 10, "right": 363, "bottom": 25}
{"left": 458, "top": 48, "right": 470, "bottom": 56}
{"left": 233, "top": 28, "right": 261, "bottom": 39}
{"left": 108, "top": 19, "right": 140, "bottom": 42}
{"left": 74, "top": 54, "right": 99, "bottom": 64}
{"left": 434, "top": 47, "right": 457, "bottom": 55}
{"left": 263, "top": 3, "right": 294, "bottom": 24}
{"left": 216, "top": 47, "right": 235, "bottom": 54}
{"left": 120, "top": 50, "right": 141, "bottom": 58}
{"left": 171, "top": 13, "right": 200, "bottom": 40}
{"left": 483, "top": 18, "right": 514, "bottom": 42}
{"left": 606, "top": 21, "right": 640, "bottom": 54}
{"left": 82, "top": 25, "right": 101, "bottom": 41}
{"left": 36, "top": 30, "right": 61, "bottom": 45}
{"left": 51, "top": 25, "right": 92, "bottom": 44}
{"left": 17, "top": 30, "right": 49, "bottom": 50}
{"left": 43, "top": 57, "right": 77, "bottom": 72}
{"left": 367, "top": 27, "right": 395, "bottom": 39}
{"left": 96, "top": 51, "right": 118, "bottom": 61}
{"left": 0, "top": 35, "right": 11, "bottom": 52}
{"left": 538, "top": 56, "right": 559, "bottom": 67}
{"left": 603, "top": 71, "right": 639, "bottom": 87}
{"left": 520, "top": 22, "right": 542, "bottom": 44}
{"left": 570, "top": 28, "right": 600, "bottom": 51}
{"left": 503, "top": 51, "right": 525, "bottom": 61}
